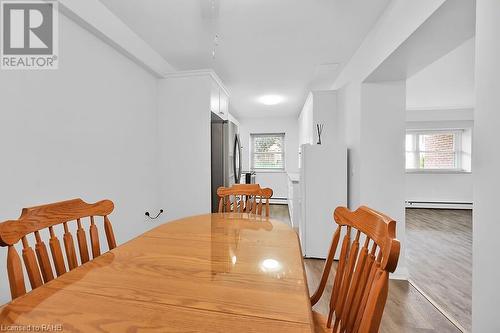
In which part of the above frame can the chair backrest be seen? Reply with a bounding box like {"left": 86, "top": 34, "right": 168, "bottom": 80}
{"left": 310, "top": 206, "right": 400, "bottom": 333}
{"left": 217, "top": 184, "right": 273, "bottom": 217}
{"left": 0, "top": 198, "right": 116, "bottom": 300}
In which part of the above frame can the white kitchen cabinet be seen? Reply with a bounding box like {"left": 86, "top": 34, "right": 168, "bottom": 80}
{"left": 219, "top": 89, "right": 229, "bottom": 120}
{"left": 210, "top": 81, "right": 220, "bottom": 116}
{"left": 210, "top": 79, "right": 229, "bottom": 120}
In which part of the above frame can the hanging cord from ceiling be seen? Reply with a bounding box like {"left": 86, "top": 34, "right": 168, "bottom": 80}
{"left": 212, "top": 34, "right": 219, "bottom": 59}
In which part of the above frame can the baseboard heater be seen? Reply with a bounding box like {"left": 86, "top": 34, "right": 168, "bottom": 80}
{"left": 269, "top": 197, "right": 287, "bottom": 205}
{"left": 406, "top": 200, "right": 473, "bottom": 210}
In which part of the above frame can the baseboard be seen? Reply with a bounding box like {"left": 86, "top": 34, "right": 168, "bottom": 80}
{"left": 269, "top": 198, "right": 287, "bottom": 205}
{"left": 409, "top": 280, "right": 467, "bottom": 332}
{"left": 406, "top": 201, "right": 472, "bottom": 210}
{"left": 389, "top": 267, "right": 409, "bottom": 281}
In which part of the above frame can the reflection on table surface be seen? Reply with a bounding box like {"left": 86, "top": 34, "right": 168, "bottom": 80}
{"left": 0, "top": 213, "right": 313, "bottom": 333}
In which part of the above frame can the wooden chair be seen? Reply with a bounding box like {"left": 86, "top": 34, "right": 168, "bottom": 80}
{"left": 0, "top": 198, "right": 116, "bottom": 300}
{"left": 310, "top": 206, "right": 400, "bottom": 333}
{"left": 217, "top": 184, "right": 273, "bottom": 217}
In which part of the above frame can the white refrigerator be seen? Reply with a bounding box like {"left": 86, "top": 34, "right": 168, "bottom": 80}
{"left": 299, "top": 143, "right": 347, "bottom": 258}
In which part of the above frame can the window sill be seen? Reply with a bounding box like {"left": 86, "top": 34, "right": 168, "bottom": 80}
{"left": 405, "top": 170, "right": 471, "bottom": 175}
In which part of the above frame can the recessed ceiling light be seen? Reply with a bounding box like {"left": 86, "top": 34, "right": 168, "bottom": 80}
{"left": 258, "top": 95, "right": 284, "bottom": 106}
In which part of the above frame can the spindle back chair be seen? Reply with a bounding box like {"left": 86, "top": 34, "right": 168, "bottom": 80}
{"left": 217, "top": 184, "right": 273, "bottom": 217}
{"left": 310, "top": 206, "right": 400, "bottom": 333}
{"left": 0, "top": 198, "right": 116, "bottom": 300}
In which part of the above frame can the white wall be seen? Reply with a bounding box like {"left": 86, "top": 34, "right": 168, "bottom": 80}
{"left": 406, "top": 38, "right": 475, "bottom": 110}
{"left": 298, "top": 94, "right": 314, "bottom": 146}
{"left": 337, "top": 83, "right": 362, "bottom": 210}
{"left": 360, "top": 81, "right": 407, "bottom": 279}
{"left": 406, "top": 173, "right": 473, "bottom": 203}
{"left": 0, "top": 14, "right": 160, "bottom": 302}
{"left": 473, "top": 0, "right": 500, "bottom": 331}
{"left": 238, "top": 116, "right": 299, "bottom": 200}
{"left": 157, "top": 76, "right": 212, "bottom": 219}
{"left": 298, "top": 90, "right": 341, "bottom": 157}
{"left": 406, "top": 108, "right": 474, "bottom": 122}
{"left": 336, "top": 81, "right": 408, "bottom": 279}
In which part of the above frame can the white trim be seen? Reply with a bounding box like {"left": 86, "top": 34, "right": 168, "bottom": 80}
{"left": 406, "top": 201, "right": 473, "bottom": 210}
{"left": 228, "top": 114, "right": 240, "bottom": 127}
{"left": 406, "top": 128, "right": 465, "bottom": 134}
{"left": 406, "top": 170, "right": 471, "bottom": 174}
{"left": 57, "top": 0, "right": 174, "bottom": 77}
{"left": 389, "top": 267, "right": 409, "bottom": 280}
{"left": 406, "top": 105, "right": 475, "bottom": 111}
{"left": 409, "top": 280, "right": 467, "bottom": 332}
{"left": 269, "top": 198, "right": 288, "bottom": 205}
{"left": 162, "top": 69, "right": 230, "bottom": 96}
{"left": 253, "top": 170, "right": 287, "bottom": 174}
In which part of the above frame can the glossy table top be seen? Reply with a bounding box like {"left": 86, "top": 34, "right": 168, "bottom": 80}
{"left": 0, "top": 213, "right": 314, "bottom": 332}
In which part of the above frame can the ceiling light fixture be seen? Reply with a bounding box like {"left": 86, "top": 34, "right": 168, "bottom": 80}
{"left": 258, "top": 95, "right": 284, "bottom": 106}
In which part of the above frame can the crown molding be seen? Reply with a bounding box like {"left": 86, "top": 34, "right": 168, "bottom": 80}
{"left": 162, "top": 69, "right": 230, "bottom": 96}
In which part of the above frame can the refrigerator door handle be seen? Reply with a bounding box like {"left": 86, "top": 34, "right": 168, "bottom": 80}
{"left": 233, "top": 134, "right": 242, "bottom": 184}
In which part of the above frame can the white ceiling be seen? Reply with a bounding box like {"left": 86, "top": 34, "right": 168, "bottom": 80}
{"left": 100, "top": 0, "right": 391, "bottom": 118}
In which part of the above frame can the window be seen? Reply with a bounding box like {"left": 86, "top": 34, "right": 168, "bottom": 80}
{"left": 405, "top": 129, "right": 471, "bottom": 172}
{"left": 250, "top": 133, "right": 285, "bottom": 170}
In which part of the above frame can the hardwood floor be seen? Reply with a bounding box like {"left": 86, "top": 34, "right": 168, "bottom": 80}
{"left": 406, "top": 208, "right": 472, "bottom": 332}
{"left": 269, "top": 204, "right": 293, "bottom": 224}
{"left": 269, "top": 204, "right": 461, "bottom": 333}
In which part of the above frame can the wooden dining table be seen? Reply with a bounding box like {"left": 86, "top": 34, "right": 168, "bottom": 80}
{"left": 0, "top": 213, "right": 314, "bottom": 332}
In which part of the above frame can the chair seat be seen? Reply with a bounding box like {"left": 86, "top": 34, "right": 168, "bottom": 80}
{"left": 312, "top": 310, "right": 330, "bottom": 333}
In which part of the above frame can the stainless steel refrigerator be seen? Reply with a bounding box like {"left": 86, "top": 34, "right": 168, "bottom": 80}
{"left": 211, "top": 113, "right": 242, "bottom": 212}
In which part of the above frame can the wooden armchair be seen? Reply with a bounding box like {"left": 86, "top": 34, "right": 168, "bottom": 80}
{"left": 310, "top": 206, "right": 400, "bottom": 333}
{"left": 217, "top": 184, "right": 273, "bottom": 217}
{"left": 0, "top": 198, "right": 116, "bottom": 299}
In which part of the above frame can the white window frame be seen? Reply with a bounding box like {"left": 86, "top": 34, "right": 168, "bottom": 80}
{"left": 405, "top": 129, "right": 468, "bottom": 173}
{"left": 250, "top": 133, "right": 286, "bottom": 171}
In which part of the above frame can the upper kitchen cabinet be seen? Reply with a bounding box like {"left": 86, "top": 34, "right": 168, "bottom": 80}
{"left": 210, "top": 77, "right": 229, "bottom": 120}
{"left": 219, "top": 89, "right": 229, "bottom": 120}
{"left": 298, "top": 90, "right": 341, "bottom": 147}
{"left": 210, "top": 82, "right": 220, "bottom": 116}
